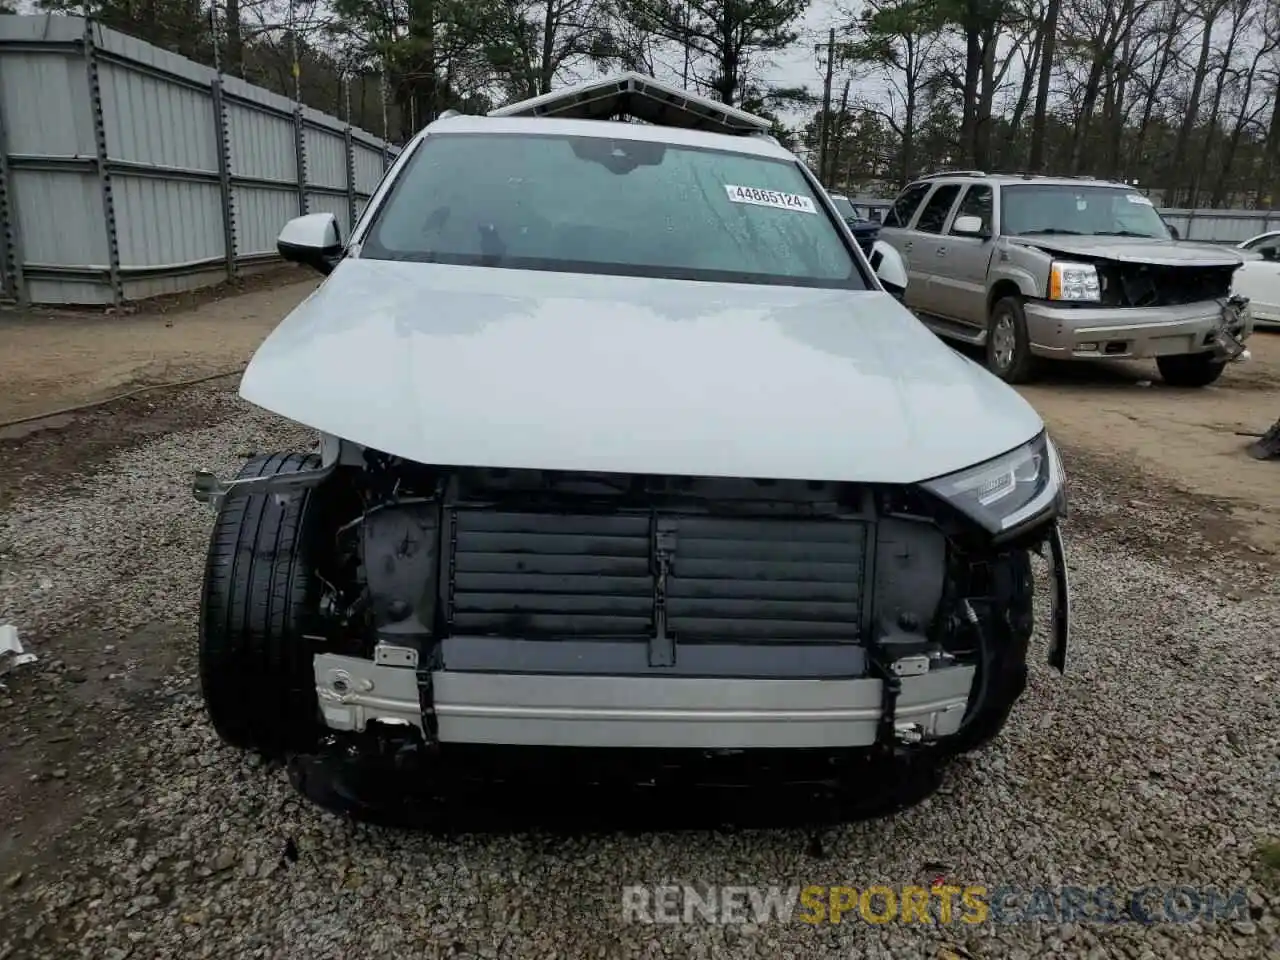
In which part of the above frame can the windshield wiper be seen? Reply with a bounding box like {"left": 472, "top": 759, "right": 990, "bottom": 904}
{"left": 1093, "top": 230, "right": 1160, "bottom": 238}
{"left": 1016, "top": 228, "right": 1082, "bottom": 235}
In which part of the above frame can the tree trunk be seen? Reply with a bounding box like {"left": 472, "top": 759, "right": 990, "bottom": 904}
{"left": 1172, "top": 7, "right": 1219, "bottom": 206}
{"left": 539, "top": 0, "right": 557, "bottom": 94}
{"left": 1213, "top": 56, "right": 1259, "bottom": 207}
{"left": 1007, "top": 31, "right": 1041, "bottom": 167}
{"left": 959, "top": 0, "right": 982, "bottom": 165}
{"left": 1028, "top": 0, "right": 1060, "bottom": 172}
{"left": 974, "top": 21, "right": 999, "bottom": 169}
{"left": 225, "top": 0, "right": 243, "bottom": 75}
{"left": 1190, "top": 12, "right": 1243, "bottom": 207}
{"left": 1129, "top": 9, "right": 1181, "bottom": 182}
{"left": 1254, "top": 80, "right": 1280, "bottom": 206}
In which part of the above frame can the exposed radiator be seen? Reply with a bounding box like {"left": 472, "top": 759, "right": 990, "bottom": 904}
{"left": 664, "top": 517, "right": 866, "bottom": 643}
{"left": 448, "top": 510, "right": 654, "bottom": 637}
{"left": 445, "top": 509, "right": 868, "bottom": 644}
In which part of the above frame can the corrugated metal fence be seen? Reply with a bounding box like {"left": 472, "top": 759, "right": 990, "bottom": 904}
{"left": 1157, "top": 209, "right": 1280, "bottom": 245}
{"left": 0, "top": 14, "right": 399, "bottom": 306}
{"left": 2, "top": 15, "right": 1279, "bottom": 307}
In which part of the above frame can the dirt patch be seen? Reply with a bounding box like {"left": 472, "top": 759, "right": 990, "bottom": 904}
{"left": 1014, "top": 331, "right": 1280, "bottom": 558}
{"left": 0, "top": 267, "right": 319, "bottom": 427}
{"left": 0, "top": 385, "right": 246, "bottom": 513}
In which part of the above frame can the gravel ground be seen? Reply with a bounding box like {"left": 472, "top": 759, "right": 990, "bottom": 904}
{"left": 0, "top": 386, "right": 1278, "bottom": 960}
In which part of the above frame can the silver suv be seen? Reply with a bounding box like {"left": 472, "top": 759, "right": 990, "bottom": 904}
{"left": 877, "top": 172, "right": 1253, "bottom": 387}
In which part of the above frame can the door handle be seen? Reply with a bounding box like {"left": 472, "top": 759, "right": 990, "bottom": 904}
{"left": 903, "top": 241, "right": 913, "bottom": 251}
{"left": 936, "top": 247, "right": 948, "bottom": 256}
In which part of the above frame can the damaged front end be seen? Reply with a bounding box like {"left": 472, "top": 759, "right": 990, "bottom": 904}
{"left": 194, "top": 431, "right": 1070, "bottom": 786}
{"left": 1025, "top": 241, "right": 1255, "bottom": 364}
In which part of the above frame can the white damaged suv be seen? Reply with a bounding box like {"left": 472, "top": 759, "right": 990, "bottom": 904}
{"left": 193, "top": 74, "right": 1070, "bottom": 819}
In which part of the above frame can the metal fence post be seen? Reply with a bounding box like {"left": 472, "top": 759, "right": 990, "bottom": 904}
{"left": 344, "top": 126, "right": 356, "bottom": 234}
{"left": 210, "top": 77, "right": 237, "bottom": 282}
{"left": 293, "top": 104, "right": 308, "bottom": 216}
{"left": 0, "top": 69, "right": 27, "bottom": 306}
{"left": 83, "top": 18, "right": 123, "bottom": 307}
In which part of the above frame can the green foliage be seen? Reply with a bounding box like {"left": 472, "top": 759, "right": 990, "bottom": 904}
{"left": 843, "top": 0, "right": 947, "bottom": 66}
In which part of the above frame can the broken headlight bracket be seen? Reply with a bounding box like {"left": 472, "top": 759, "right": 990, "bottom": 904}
{"left": 192, "top": 433, "right": 343, "bottom": 510}
{"left": 1211, "top": 295, "right": 1252, "bottom": 364}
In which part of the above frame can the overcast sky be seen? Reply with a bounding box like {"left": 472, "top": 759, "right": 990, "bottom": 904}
{"left": 762, "top": 1, "right": 849, "bottom": 97}
{"left": 3, "top": 0, "right": 864, "bottom": 123}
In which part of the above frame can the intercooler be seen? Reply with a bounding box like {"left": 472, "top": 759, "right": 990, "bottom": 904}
{"left": 445, "top": 508, "right": 870, "bottom": 647}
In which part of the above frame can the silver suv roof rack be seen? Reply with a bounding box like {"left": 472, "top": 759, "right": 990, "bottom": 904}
{"left": 918, "top": 170, "right": 986, "bottom": 180}
{"left": 487, "top": 72, "right": 773, "bottom": 136}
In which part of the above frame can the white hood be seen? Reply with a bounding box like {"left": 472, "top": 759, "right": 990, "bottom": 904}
{"left": 240, "top": 259, "right": 1045, "bottom": 484}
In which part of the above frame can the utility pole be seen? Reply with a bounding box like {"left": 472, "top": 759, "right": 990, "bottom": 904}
{"left": 828, "top": 77, "right": 850, "bottom": 189}
{"left": 818, "top": 28, "right": 836, "bottom": 186}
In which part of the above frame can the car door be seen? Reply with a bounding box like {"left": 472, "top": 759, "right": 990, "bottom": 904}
{"left": 905, "top": 182, "right": 963, "bottom": 314}
{"left": 877, "top": 182, "right": 932, "bottom": 297}
{"left": 1233, "top": 238, "right": 1280, "bottom": 326}
{"left": 928, "top": 183, "right": 995, "bottom": 329}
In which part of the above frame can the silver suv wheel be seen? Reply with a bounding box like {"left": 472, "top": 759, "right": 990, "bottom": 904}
{"left": 991, "top": 314, "right": 1016, "bottom": 373}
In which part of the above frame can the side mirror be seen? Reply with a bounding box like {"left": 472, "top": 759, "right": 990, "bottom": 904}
{"left": 1166, "top": 223, "right": 1181, "bottom": 240}
{"left": 277, "top": 212, "right": 343, "bottom": 276}
{"left": 953, "top": 215, "right": 989, "bottom": 238}
{"left": 869, "top": 239, "right": 907, "bottom": 301}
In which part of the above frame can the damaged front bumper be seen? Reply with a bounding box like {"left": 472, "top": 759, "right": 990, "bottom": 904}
{"left": 309, "top": 521, "right": 1072, "bottom": 753}
{"left": 315, "top": 653, "right": 976, "bottom": 750}
{"left": 1024, "top": 295, "right": 1254, "bottom": 362}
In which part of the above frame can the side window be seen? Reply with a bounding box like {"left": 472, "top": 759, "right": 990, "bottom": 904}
{"left": 883, "top": 183, "right": 931, "bottom": 228}
{"left": 915, "top": 184, "right": 962, "bottom": 234}
{"left": 950, "top": 184, "right": 993, "bottom": 234}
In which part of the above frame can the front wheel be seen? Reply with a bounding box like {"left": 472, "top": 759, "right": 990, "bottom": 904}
{"left": 1156, "top": 352, "right": 1227, "bottom": 388}
{"left": 198, "top": 453, "right": 324, "bottom": 756}
{"left": 986, "top": 297, "right": 1040, "bottom": 384}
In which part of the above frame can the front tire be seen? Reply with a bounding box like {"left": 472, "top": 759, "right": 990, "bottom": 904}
{"left": 198, "top": 453, "right": 324, "bottom": 756}
{"left": 1156, "top": 352, "right": 1227, "bottom": 387}
{"left": 986, "top": 297, "right": 1040, "bottom": 384}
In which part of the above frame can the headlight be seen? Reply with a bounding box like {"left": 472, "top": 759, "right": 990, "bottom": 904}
{"left": 921, "top": 432, "right": 1066, "bottom": 535}
{"left": 1049, "top": 261, "right": 1100, "bottom": 302}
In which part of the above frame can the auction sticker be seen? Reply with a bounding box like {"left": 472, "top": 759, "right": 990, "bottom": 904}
{"left": 724, "top": 184, "right": 817, "bottom": 213}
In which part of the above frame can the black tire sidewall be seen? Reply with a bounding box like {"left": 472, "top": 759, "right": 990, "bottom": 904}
{"left": 198, "top": 453, "right": 324, "bottom": 755}
{"left": 1156, "top": 352, "right": 1227, "bottom": 388}
{"left": 986, "top": 297, "right": 1036, "bottom": 383}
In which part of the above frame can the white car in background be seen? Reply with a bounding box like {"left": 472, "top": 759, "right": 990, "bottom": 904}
{"left": 1232, "top": 231, "right": 1280, "bottom": 329}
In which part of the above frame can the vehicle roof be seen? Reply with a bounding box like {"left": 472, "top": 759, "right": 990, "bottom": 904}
{"left": 420, "top": 113, "right": 797, "bottom": 161}
{"left": 912, "top": 172, "right": 1134, "bottom": 189}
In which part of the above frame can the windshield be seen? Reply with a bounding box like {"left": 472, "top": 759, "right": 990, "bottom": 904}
{"left": 1000, "top": 184, "right": 1170, "bottom": 239}
{"left": 830, "top": 196, "right": 857, "bottom": 219}
{"left": 361, "top": 132, "right": 864, "bottom": 289}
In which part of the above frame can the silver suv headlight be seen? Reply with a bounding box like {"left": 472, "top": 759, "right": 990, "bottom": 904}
{"left": 1049, "top": 261, "right": 1101, "bottom": 302}
{"left": 921, "top": 432, "right": 1066, "bottom": 535}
